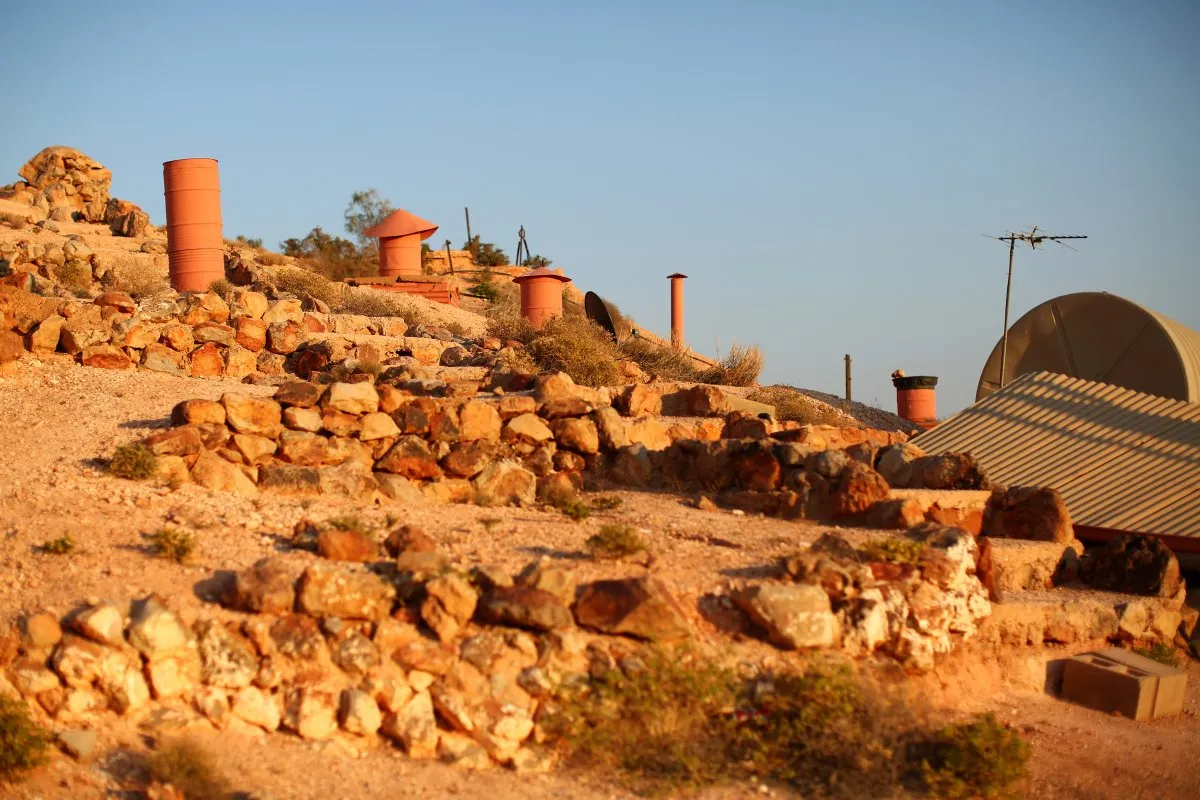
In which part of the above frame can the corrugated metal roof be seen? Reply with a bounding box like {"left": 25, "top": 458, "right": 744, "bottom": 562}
{"left": 914, "top": 371, "right": 1200, "bottom": 538}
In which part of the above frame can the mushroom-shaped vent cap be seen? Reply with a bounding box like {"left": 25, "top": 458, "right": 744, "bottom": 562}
{"left": 363, "top": 209, "right": 438, "bottom": 240}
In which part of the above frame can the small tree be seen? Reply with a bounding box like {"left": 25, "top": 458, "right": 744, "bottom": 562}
{"left": 470, "top": 267, "right": 502, "bottom": 301}
{"left": 525, "top": 254, "right": 552, "bottom": 269}
{"left": 468, "top": 239, "right": 509, "bottom": 267}
{"left": 344, "top": 189, "right": 395, "bottom": 249}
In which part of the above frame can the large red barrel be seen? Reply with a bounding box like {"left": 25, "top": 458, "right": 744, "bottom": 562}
{"left": 163, "top": 158, "right": 224, "bottom": 292}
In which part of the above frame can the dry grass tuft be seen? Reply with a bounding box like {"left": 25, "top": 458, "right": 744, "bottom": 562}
{"left": 748, "top": 385, "right": 852, "bottom": 427}
{"left": 111, "top": 258, "right": 169, "bottom": 299}
{"left": 53, "top": 260, "right": 92, "bottom": 291}
{"left": 144, "top": 528, "right": 197, "bottom": 563}
{"left": 619, "top": 338, "right": 701, "bottom": 381}
{"left": 256, "top": 252, "right": 289, "bottom": 266}
{"left": 271, "top": 267, "right": 342, "bottom": 307}
{"left": 334, "top": 287, "right": 429, "bottom": 324}
{"left": 699, "top": 343, "right": 763, "bottom": 387}
{"left": 39, "top": 535, "right": 76, "bottom": 555}
{"left": 147, "top": 737, "right": 233, "bottom": 800}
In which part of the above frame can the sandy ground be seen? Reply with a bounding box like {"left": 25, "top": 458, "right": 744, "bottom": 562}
{"left": 1, "top": 354, "right": 1197, "bottom": 799}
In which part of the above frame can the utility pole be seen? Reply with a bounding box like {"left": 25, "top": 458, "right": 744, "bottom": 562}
{"left": 844, "top": 354, "right": 852, "bottom": 403}
{"left": 464, "top": 208, "right": 472, "bottom": 255}
{"left": 985, "top": 227, "right": 1087, "bottom": 388}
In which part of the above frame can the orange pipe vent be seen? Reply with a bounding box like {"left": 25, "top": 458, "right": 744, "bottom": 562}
{"left": 363, "top": 209, "right": 439, "bottom": 278}
{"left": 163, "top": 158, "right": 224, "bottom": 292}
{"left": 893, "top": 375, "right": 938, "bottom": 429}
{"left": 668, "top": 272, "right": 687, "bottom": 350}
{"left": 513, "top": 267, "right": 572, "bottom": 329}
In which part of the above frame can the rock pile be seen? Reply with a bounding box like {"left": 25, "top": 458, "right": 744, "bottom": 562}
{"left": 0, "top": 146, "right": 113, "bottom": 223}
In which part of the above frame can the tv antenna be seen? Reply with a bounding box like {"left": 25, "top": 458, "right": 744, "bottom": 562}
{"left": 983, "top": 226, "right": 1087, "bottom": 389}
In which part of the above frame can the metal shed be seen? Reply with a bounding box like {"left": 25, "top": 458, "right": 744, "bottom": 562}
{"left": 977, "top": 292, "right": 1200, "bottom": 403}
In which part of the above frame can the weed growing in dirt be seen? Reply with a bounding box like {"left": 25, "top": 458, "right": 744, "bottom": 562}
{"left": 109, "top": 443, "right": 158, "bottom": 480}
{"left": 147, "top": 737, "right": 232, "bottom": 800}
{"left": 207, "top": 278, "right": 232, "bottom": 299}
{"left": 144, "top": 528, "right": 196, "bottom": 564}
{"left": 910, "top": 712, "right": 1031, "bottom": 799}
{"left": 257, "top": 252, "right": 289, "bottom": 266}
{"left": 541, "top": 482, "right": 591, "bottom": 521}
{"left": 0, "top": 695, "right": 51, "bottom": 781}
{"left": 1132, "top": 642, "right": 1181, "bottom": 667}
{"left": 859, "top": 537, "right": 925, "bottom": 565}
{"left": 39, "top": 535, "right": 76, "bottom": 555}
{"left": 479, "top": 517, "right": 502, "bottom": 532}
{"left": 53, "top": 260, "right": 92, "bottom": 292}
{"left": 699, "top": 343, "right": 763, "bottom": 387}
{"left": 589, "top": 495, "right": 623, "bottom": 511}
{"left": 619, "top": 338, "right": 700, "bottom": 382}
{"left": 586, "top": 524, "right": 646, "bottom": 559}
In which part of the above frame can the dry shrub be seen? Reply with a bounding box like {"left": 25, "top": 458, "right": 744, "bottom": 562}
{"left": 586, "top": 524, "right": 645, "bottom": 559}
{"left": 910, "top": 713, "right": 1031, "bottom": 799}
{"left": 748, "top": 385, "right": 852, "bottom": 427}
{"left": 699, "top": 343, "right": 763, "bottom": 387}
{"left": 147, "top": 737, "right": 233, "bottom": 800}
{"left": 0, "top": 695, "right": 51, "bottom": 781}
{"left": 860, "top": 537, "right": 925, "bottom": 565}
{"left": 109, "top": 443, "right": 158, "bottom": 480}
{"left": 39, "top": 535, "right": 76, "bottom": 555}
{"left": 270, "top": 267, "right": 342, "bottom": 307}
{"left": 111, "top": 257, "right": 169, "bottom": 299}
{"left": 256, "top": 252, "right": 289, "bottom": 266}
{"left": 334, "top": 287, "right": 428, "bottom": 324}
{"left": 619, "top": 338, "right": 700, "bottom": 381}
{"left": 53, "top": 260, "right": 92, "bottom": 291}
{"left": 144, "top": 528, "right": 197, "bottom": 563}
{"left": 485, "top": 293, "right": 535, "bottom": 344}
{"left": 529, "top": 315, "right": 622, "bottom": 387}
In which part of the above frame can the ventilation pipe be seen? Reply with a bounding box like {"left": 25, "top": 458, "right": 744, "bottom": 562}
{"left": 363, "top": 209, "right": 438, "bottom": 279}
{"left": 668, "top": 272, "right": 687, "bottom": 350}
{"left": 163, "top": 158, "right": 224, "bottom": 292}
{"left": 893, "top": 374, "right": 938, "bottom": 429}
{"left": 513, "top": 266, "right": 572, "bottom": 329}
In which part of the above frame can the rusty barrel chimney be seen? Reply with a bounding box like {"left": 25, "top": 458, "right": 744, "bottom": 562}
{"left": 163, "top": 158, "right": 224, "bottom": 292}
{"left": 892, "top": 374, "right": 938, "bottom": 429}
{"left": 363, "top": 209, "right": 438, "bottom": 279}
{"left": 668, "top": 272, "right": 687, "bottom": 350}
{"left": 513, "top": 266, "right": 572, "bottom": 329}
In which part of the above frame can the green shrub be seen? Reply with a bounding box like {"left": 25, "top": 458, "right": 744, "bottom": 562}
{"left": 147, "top": 737, "right": 232, "bottom": 800}
{"left": 144, "top": 528, "right": 196, "bottom": 564}
{"left": 327, "top": 515, "right": 372, "bottom": 534}
{"left": 859, "top": 537, "right": 925, "bottom": 565}
{"left": 589, "top": 495, "right": 623, "bottom": 511}
{"left": 109, "top": 443, "right": 158, "bottom": 480}
{"left": 0, "top": 695, "right": 51, "bottom": 781}
{"left": 39, "top": 535, "right": 75, "bottom": 555}
{"left": 698, "top": 343, "right": 764, "bottom": 387}
{"left": 1132, "top": 642, "right": 1181, "bottom": 667}
{"left": 586, "top": 524, "right": 646, "bottom": 559}
{"left": 469, "top": 268, "right": 502, "bottom": 301}
{"left": 463, "top": 236, "right": 508, "bottom": 267}
{"left": 279, "top": 226, "right": 373, "bottom": 282}
{"left": 911, "top": 713, "right": 1030, "bottom": 799}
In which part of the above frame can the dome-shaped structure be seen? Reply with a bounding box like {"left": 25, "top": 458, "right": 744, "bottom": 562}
{"left": 977, "top": 292, "right": 1200, "bottom": 402}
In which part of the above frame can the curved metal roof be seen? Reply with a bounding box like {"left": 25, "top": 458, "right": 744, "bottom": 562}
{"left": 977, "top": 292, "right": 1200, "bottom": 403}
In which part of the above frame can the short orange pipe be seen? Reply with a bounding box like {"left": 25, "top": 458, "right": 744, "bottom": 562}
{"left": 164, "top": 158, "right": 224, "bottom": 292}
{"left": 893, "top": 375, "right": 938, "bottom": 427}
{"left": 378, "top": 233, "right": 423, "bottom": 278}
{"left": 513, "top": 267, "right": 572, "bottom": 329}
{"left": 668, "top": 272, "right": 687, "bottom": 350}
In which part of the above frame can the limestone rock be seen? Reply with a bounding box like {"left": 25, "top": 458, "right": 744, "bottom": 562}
{"left": 317, "top": 528, "right": 377, "bottom": 563}
{"left": 551, "top": 417, "right": 600, "bottom": 454}
{"left": 339, "top": 689, "right": 383, "bottom": 736}
{"left": 504, "top": 413, "right": 553, "bottom": 444}
{"left": 459, "top": 400, "right": 502, "bottom": 441}
{"left": 81, "top": 344, "right": 133, "bottom": 370}
{"left": 380, "top": 690, "right": 439, "bottom": 759}
{"left": 274, "top": 381, "right": 324, "bottom": 408}
{"left": 421, "top": 575, "right": 479, "bottom": 644}
{"left": 375, "top": 435, "right": 442, "bottom": 480}
{"left": 323, "top": 381, "right": 379, "bottom": 415}
{"left": 221, "top": 393, "right": 282, "bottom": 438}
{"left": 616, "top": 384, "right": 662, "bottom": 417}
{"left": 296, "top": 563, "right": 395, "bottom": 620}
{"left": 473, "top": 460, "right": 536, "bottom": 506}
{"left": 127, "top": 598, "right": 191, "bottom": 660}
{"left": 477, "top": 587, "right": 574, "bottom": 632}
{"left": 225, "top": 558, "right": 296, "bottom": 614}
{"left": 982, "top": 486, "right": 1074, "bottom": 543}
{"left": 831, "top": 461, "right": 889, "bottom": 517}
{"left": 195, "top": 620, "right": 259, "bottom": 689}
{"left": 732, "top": 583, "right": 839, "bottom": 649}
{"left": 231, "top": 685, "right": 281, "bottom": 731}
{"left": 910, "top": 452, "right": 990, "bottom": 490}
{"left": 283, "top": 687, "right": 338, "bottom": 740}
{"left": 70, "top": 603, "right": 125, "bottom": 647}
{"left": 191, "top": 450, "right": 258, "bottom": 495}
{"left": 874, "top": 443, "right": 924, "bottom": 488}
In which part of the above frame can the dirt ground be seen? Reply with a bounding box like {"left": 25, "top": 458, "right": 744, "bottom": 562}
{"left": 1, "top": 354, "right": 1197, "bottom": 799}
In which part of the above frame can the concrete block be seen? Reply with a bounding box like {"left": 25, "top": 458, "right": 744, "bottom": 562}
{"left": 1061, "top": 647, "right": 1186, "bottom": 720}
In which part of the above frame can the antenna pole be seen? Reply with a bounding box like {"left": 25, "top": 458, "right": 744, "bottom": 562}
{"left": 1000, "top": 236, "right": 1015, "bottom": 388}
{"left": 988, "top": 228, "right": 1087, "bottom": 390}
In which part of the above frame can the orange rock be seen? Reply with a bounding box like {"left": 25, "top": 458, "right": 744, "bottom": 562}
{"left": 189, "top": 342, "right": 224, "bottom": 377}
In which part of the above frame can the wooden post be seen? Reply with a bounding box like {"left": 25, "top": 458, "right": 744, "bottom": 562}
{"left": 464, "top": 207, "right": 473, "bottom": 256}
{"left": 844, "top": 354, "right": 852, "bottom": 403}
{"left": 444, "top": 240, "right": 454, "bottom": 274}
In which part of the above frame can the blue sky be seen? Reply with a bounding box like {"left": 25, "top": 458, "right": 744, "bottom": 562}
{"left": 3, "top": 0, "right": 1197, "bottom": 413}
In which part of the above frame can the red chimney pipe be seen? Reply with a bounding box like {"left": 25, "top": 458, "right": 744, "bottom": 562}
{"left": 513, "top": 266, "right": 572, "bottom": 329}
{"left": 668, "top": 272, "right": 687, "bottom": 350}
{"left": 893, "top": 375, "right": 938, "bottom": 429}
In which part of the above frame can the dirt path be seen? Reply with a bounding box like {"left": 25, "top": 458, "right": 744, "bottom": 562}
{"left": 1, "top": 355, "right": 1197, "bottom": 799}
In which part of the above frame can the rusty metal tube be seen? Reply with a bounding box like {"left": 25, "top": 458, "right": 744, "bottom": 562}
{"left": 163, "top": 158, "right": 224, "bottom": 292}
{"left": 378, "top": 234, "right": 423, "bottom": 278}
{"left": 668, "top": 273, "right": 687, "bottom": 350}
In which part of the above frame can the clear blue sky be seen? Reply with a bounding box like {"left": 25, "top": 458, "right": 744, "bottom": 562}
{"left": 3, "top": 0, "right": 1197, "bottom": 413}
